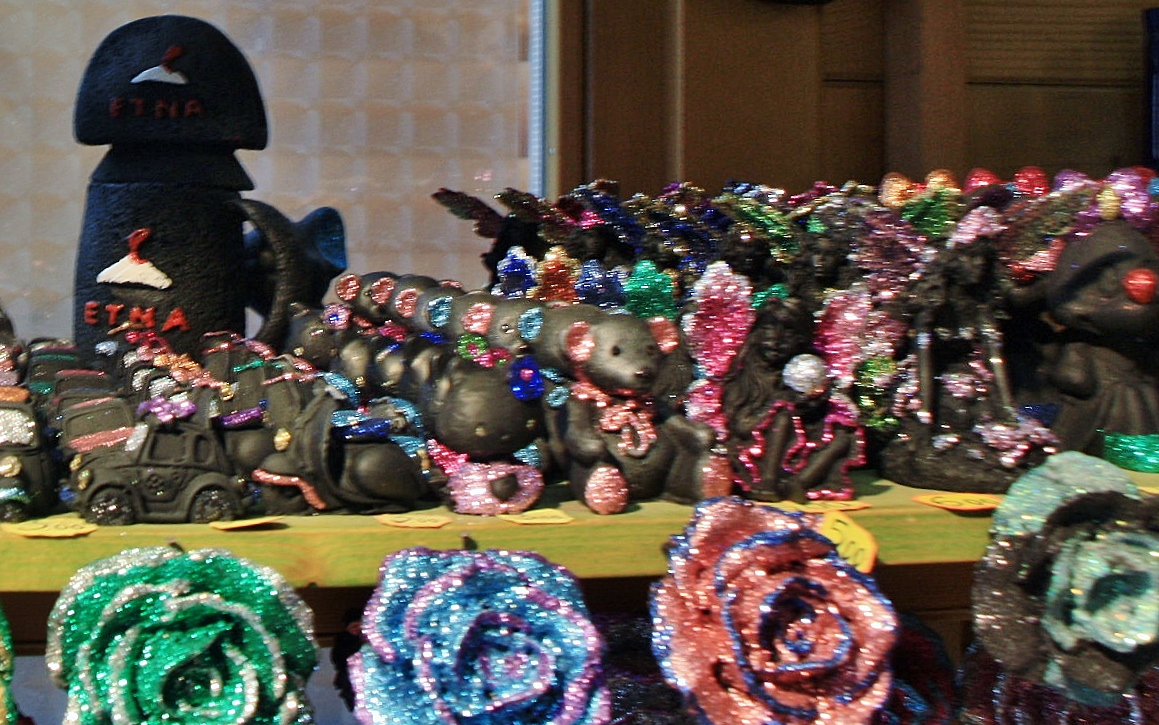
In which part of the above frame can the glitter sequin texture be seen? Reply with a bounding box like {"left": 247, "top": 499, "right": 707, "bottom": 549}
{"left": 973, "top": 453, "right": 1159, "bottom": 709}
{"left": 45, "top": 546, "right": 317, "bottom": 725}
{"left": 446, "top": 461, "right": 545, "bottom": 515}
{"left": 352, "top": 547, "right": 610, "bottom": 725}
{"left": 0, "top": 606, "right": 13, "bottom": 725}
{"left": 651, "top": 497, "right": 898, "bottom": 725}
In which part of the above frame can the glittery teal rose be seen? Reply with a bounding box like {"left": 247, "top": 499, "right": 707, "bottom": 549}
{"left": 46, "top": 547, "right": 317, "bottom": 725}
{"left": 975, "top": 453, "right": 1159, "bottom": 707}
{"left": 351, "top": 547, "right": 610, "bottom": 725}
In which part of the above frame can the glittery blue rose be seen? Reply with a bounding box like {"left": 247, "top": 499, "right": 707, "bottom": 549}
{"left": 975, "top": 453, "right": 1159, "bottom": 707}
{"left": 46, "top": 547, "right": 318, "bottom": 725}
{"left": 352, "top": 547, "right": 609, "bottom": 725}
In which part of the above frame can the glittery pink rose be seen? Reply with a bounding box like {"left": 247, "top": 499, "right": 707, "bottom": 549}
{"left": 651, "top": 497, "right": 898, "bottom": 725}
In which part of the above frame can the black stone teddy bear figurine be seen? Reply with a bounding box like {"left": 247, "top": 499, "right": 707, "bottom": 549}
{"left": 551, "top": 309, "right": 717, "bottom": 514}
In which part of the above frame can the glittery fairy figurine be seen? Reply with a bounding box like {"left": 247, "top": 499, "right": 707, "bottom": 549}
{"left": 880, "top": 210, "right": 1056, "bottom": 493}
{"left": 651, "top": 497, "right": 899, "bottom": 725}
{"left": 962, "top": 452, "right": 1159, "bottom": 724}
{"left": 46, "top": 546, "right": 318, "bottom": 725}
{"left": 783, "top": 181, "right": 877, "bottom": 313}
{"left": 351, "top": 547, "right": 610, "bottom": 725}
{"left": 721, "top": 296, "right": 864, "bottom": 501}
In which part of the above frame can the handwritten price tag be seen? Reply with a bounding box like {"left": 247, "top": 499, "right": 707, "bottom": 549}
{"left": 2, "top": 516, "right": 98, "bottom": 538}
{"left": 209, "top": 516, "right": 285, "bottom": 530}
{"left": 375, "top": 513, "right": 453, "bottom": 529}
{"left": 497, "top": 509, "right": 575, "bottom": 525}
{"left": 912, "top": 493, "right": 1002, "bottom": 512}
{"left": 818, "top": 512, "right": 877, "bottom": 573}
{"left": 770, "top": 500, "right": 872, "bottom": 514}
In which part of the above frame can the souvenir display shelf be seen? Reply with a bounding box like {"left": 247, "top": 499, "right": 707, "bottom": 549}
{"left": 0, "top": 470, "right": 1006, "bottom": 653}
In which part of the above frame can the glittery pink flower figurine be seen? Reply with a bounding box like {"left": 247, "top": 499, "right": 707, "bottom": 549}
{"left": 651, "top": 497, "right": 898, "bottom": 725}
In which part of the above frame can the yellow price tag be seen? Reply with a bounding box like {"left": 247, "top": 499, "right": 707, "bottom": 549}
{"left": 375, "top": 513, "right": 453, "bottom": 529}
{"left": 817, "top": 512, "right": 877, "bottom": 573}
{"left": 770, "top": 500, "right": 872, "bottom": 513}
{"left": 912, "top": 493, "right": 1002, "bottom": 512}
{"left": 497, "top": 509, "right": 575, "bottom": 525}
{"left": 2, "top": 516, "right": 98, "bottom": 538}
{"left": 208, "top": 516, "right": 285, "bottom": 530}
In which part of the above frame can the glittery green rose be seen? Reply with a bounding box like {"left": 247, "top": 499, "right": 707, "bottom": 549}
{"left": 0, "top": 607, "right": 13, "bottom": 725}
{"left": 975, "top": 453, "right": 1159, "bottom": 707}
{"left": 46, "top": 547, "right": 317, "bottom": 725}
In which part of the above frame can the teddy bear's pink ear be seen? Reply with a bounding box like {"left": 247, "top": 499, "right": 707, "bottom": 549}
{"left": 565, "top": 320, "right": 596, "bottom": 363}
{"left": 461, "top": 302, "right": 495, "bottom": 335}
{"left": 647, "top": 316, "right": 680, "bottom": 354}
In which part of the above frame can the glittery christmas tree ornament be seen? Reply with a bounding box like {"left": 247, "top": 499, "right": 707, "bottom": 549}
{"left": 352, "top": 547, "right": 610, "bottom": 725}
{"left": 651, "top": 497, "right": 899, "bottom": 725}
{"left": 46, "top": 546, "right": 317, "bottom": 725}
{"left": 623, "top": 260, "right": 678, "bottom": 320}
{"left": 534, "top": 246, "right": 581, "bottom": 303}
{"left": 494, "top": 246, "right": 539, "bottom": 298}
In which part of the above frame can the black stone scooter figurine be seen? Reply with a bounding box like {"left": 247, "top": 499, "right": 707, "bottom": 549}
{"left": 72, "top": 15, "right": 345, "bottom": 362}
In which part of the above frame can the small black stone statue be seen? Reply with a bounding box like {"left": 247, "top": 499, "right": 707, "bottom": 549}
{"left": 73, "top": 15, "right": 346, "bottom": 362}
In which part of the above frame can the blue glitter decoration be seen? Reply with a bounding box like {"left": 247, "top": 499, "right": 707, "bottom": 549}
{"left": 352, "top": 547, "right": 609, "bottom": 725}
{"left": 513, "top": 443, "right": 542, "bottom": 469}
{"left": 546, "top": 385, "right": 571, "bottom": 409}
{"left": 518, "top": 306, "right": 544, "bottom": 342}
{"left": 427, "top": 296, "right": 454, "bottom": 329}
{"left": 1018, "top": 403, "right": 1059, "bottom": 427}
{"left": 575, "top": 260, "right": 626, "bottom": 309}
{"left": 494, "top": 246, "right": 538, "bottom": 298}
{"left": 320, "top": 371, "right": 359, "bottom": 406}
{"left": 991, "top": 451, "right": 1141, "bottom": 538}
{"left": 336, "top": 418, "right": 396, "bottom": 442}
{"left": 508, "top": 356, "right": 546, "bottom": 401}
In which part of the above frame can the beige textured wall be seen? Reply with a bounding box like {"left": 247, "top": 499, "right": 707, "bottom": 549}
{"left": 0, "top": 0, "right": 530, "bottom": 339}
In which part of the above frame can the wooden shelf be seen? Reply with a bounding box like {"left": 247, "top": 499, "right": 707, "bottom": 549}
{"left": 0, "top": 472, "right": 1024, "bottom": 651}
{"left": 0, "top": 474, "right": 995, "bottom": 594}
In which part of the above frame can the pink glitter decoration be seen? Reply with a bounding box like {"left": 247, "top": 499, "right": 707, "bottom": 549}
{"left": 565, "top": 321, "right": 597, "bottom": 363}
{"left": 461, "top": 302, "right": 495, "bottom": 335}
{"left": 425, "top": 439, "right": 470, "bottom": 477}
{"left": 446, "top": 461, "right": 545, "bottom": 515}
{"left": 815, "top": 285, "right": 907, "bottom": 391}
{"left": 571, "top": 381, "right": 658, "bottom": 457}
{"left": 335, "top": 273, "right": 361, "bottom": 302}
{"left": 734, "top": 398, "right": 866, "bottom": 500}
{"left": 369, "top": 276, "right": 396, "bottom": 305}
{"left": 583, "top": 465, "right": 629, "bottom": 515}
{"left": 252, "top": 468, "right": 329, "bottom": 510}
{"left": 950, "top": 207, "right": 1006, "bottom": 247}
{"left": 647, "top": 317, "right": 680, "bottom": 355}
{"left": 394, "top": 289, "right": 420, "bottom": 318}
{"left": 683, "top": 261, "right": 754, "bottom": 380}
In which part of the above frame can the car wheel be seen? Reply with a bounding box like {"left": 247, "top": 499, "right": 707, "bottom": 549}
{"left": 189, "top": 487, "right": 237, "bottom": 524}
{"left": 87, "top": 487, "right": 137, "bottom": 526}
{"left": 0, "top": 500, "right": 27, "bottom": 523}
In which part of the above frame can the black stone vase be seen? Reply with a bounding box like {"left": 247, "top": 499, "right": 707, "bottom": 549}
{"left": 72, "top": 15, "right": 345, "bottom": 361}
